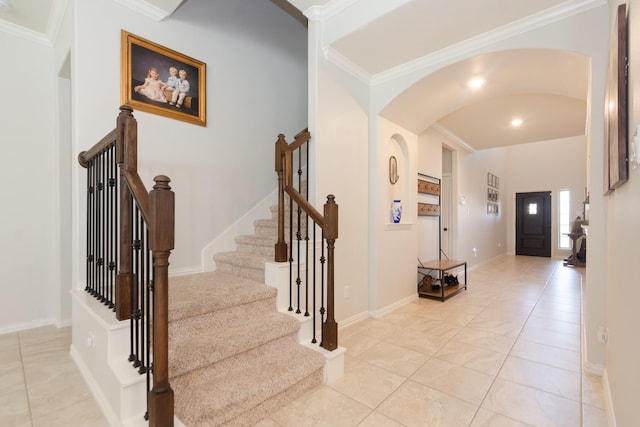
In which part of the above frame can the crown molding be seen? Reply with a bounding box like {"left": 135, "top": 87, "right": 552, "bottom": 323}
{"left": 370, "top": 0, "right": 607, "bottom": 86}
{"left": 113, "top": 0, "right": 170, "bottom": 22}
{"left": 305, "top": 0, "right": 360, "bottom": 22}
{"left": 431, "top": 123, "right": 476, "bottom": 153}
{"left": 324, "top": 46, "right": 372, "bottom": 86}
{"left": 0, "top": 18, "right": 50, "bottom": 46}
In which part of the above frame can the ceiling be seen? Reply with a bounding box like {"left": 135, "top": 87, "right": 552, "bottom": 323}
{"left": 1, "top": 0, "right": 598, "bottom": 151}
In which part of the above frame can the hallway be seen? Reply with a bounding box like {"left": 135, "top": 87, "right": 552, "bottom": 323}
{"left": 261, "top": 255, "right": 606, "bottom": 426}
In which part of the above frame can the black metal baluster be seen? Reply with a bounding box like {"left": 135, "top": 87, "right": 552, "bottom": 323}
{"left": 108, "top": 146, "right": 117, "bottom": 309}
{"left": 93, "top": 156, "right": 100, "bottom": 298}
{"left": 138, "top": 217, "right": 146, "bottom": 375}
{"left": 112, "top": 147, "right": 118, "bottom": 312}
{"left": 288, "top": 188, "right": 294, "bottom": 312}
{"left": 132, "top": 206, "right": 142, "bottom": 369}
{"left": 311, "top": 223, "right": 317, "bottom": 344}
{"left": 86, "top": 159, "right": 93, "bottom": 293}
{"left": 100, "top": 152, "right": 107, "bottom": 304}
{"left": 304, "top": 143, "right": 310, "bottom": 316}
{"left": 129, "top": 203, "right": 138, "bottom": 367}
{"left": 320, "top": 230, "right": 326, "bottom": 346}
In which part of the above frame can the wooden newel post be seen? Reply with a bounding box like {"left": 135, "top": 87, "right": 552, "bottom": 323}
{"left": 115, "top": 105, "right": 136, "bottom": 321}
{"left": 148, "top": 175, "right": 175, "bottom": 427}
{"left": 274, "top": 134, "right": 288, "bottom": 262}
{"left": 322, "top": 194, "right": 339, "bottom": 351}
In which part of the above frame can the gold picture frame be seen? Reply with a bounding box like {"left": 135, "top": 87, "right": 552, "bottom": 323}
{"left": 121, "top": 30, "right": 206, "bottom": 126}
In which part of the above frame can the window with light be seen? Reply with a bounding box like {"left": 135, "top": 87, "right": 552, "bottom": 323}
{"left": 559, "top": 190, "right": 570, "bottom": 249}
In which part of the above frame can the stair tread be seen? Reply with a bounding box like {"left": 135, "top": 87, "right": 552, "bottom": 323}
{"left": 172, "top": 335, "right": 324, "bottom": 426}
{"left": 169, "top": 311, "right": 300, "bottom": 377}
{"left": 169, "top": 271, "right": 275, "bottom": 322}
{"left": 235, "top": 234, "right": 274, "bottom": 245}
{"left": 214, "top": 251, "right": 270, "bottom": 269}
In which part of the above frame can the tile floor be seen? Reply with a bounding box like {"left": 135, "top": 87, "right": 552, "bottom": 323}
{"left": 0, "top": 255, "right": 607, "bottom": 426}
{"left": 0, "top": 324, "right": 108, "bottom": 426}
{"left": 260, "top": 255, "right": 608, "bottom": 427}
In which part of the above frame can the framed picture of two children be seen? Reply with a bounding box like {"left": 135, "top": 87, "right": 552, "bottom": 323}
{"left": 121, "top": 30, "right": 207, "bottom": 126}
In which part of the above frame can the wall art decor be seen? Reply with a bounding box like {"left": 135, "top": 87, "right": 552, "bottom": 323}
{"left": 604, "top": 4, "right": 628, "bottom": 193}
{"left": 121, "top": 30, "right": 207, "bottom": 126}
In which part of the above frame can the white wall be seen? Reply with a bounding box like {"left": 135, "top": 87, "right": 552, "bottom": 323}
{"left": 73, "top": 0, "right": 309, "bottom": 277}
{"left": 373, "top": 117, "right": 418, "bottom": 314}
{"left": 603, "top": 0, "right": 640, "bottom": 425}
{"left": 312, "top": 35, "right": 371, "bottom": 323}
{"left": 504, "top": 136, "right": 587, "bottom": 259}
{"left": 0, "top": 31, "right": 56, "bottom": 332}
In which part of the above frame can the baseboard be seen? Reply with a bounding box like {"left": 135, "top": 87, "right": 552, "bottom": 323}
{"left": 369, "top": 294, "right": 418, "bottom": 318}
{"left": 71, "top": 344, "right": 122, "bottom": 427}
{"left": 337, "top": 310, "right": 370, "bottom": 330}
{"left": 602, "top": 368, "right": 617, "bottom": 427}
{"left": 0, "top": 317, "right": 57, "bottom": 335}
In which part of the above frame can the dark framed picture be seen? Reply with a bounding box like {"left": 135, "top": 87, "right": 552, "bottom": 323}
{"left": 605, "top": 4, "right": 628, "bottom": 193}
{"left": 121, "top": 30, "right": 206, "bottom": 126}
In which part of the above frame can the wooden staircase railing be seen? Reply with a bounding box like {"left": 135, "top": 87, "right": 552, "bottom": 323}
{"left": 275, "top": 130, "right": 338, "bottom": 351}
{"left": 79, "top": 105, "right": 174, "bottom": 427}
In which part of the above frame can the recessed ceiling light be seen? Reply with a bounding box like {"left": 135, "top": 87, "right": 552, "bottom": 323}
{"left": 511, "top": 118, "right": 523, "bottom": 127}
{"left": 0, "top": 0, "right": 12, "bottom": 12}
{"left": 467, "top": 77, "right": 485, "bottom": 89}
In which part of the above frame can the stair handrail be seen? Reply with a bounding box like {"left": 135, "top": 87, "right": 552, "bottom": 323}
{"left": 78, "top": 105, "right": 174, "bottom": 427}
{"left": 274, "top": 131, "right": 338, "bottom": 351}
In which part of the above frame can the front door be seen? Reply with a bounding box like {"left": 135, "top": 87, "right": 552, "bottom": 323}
{"left": 515, "top": 191, "right": 552, "bottom": 257}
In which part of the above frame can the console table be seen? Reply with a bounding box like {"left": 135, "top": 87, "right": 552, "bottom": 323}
{"left": 417, "top": 259, "right": 467, "bottom": 302}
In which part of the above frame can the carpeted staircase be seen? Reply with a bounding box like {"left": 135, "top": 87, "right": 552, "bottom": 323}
{"left": 167, "top": 205, "right": 323, "bottom": 426}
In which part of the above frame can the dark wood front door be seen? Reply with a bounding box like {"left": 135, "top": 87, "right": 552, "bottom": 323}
{"left": 516, "top": 191, "right": 552, "bottom": 257}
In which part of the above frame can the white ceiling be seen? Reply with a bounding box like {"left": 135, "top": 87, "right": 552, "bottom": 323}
{"left": 1, "top": 0, "right": 598, "bottom": 151}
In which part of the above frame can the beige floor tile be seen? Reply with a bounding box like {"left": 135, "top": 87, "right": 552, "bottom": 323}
{"left": 470, "top": 408, "right": 532, "bottom": 426}
{"left": 31, "top": 395, "right": 109, "bottom": 427}
{"left": 18, "top": 325, "right": 71, "bottom": 348}
{"left": 377, "top": 380, "right": 477, "bottom": 427}
{"left": 410, "top": 357, "right": 494, "bottom": 405}
{"left": 328, "top": 358, "right": 405, "bottom": 409}
{"left": 270, "top": 385, "right": 371, "bottom": 427}
{"left": 26, "top": 364, "right": 93, "bottom": 418}
{"left": 434, "top": 340, "right": 507, "bottom": 376}
{"left": 510, "top": 339, "right": 581, "bottom": 373}
{"left": 383, "top": 327, "right": 449, "bottom": 356}
{"left": 452, "top": 326, "right": 516, "bottom": 354}
{"left": 357, "top": 341, "right": 428, "bottom": 378}
{"left": 482, "top": 378, "right": 580, "bottom": 426}
{"left": 529, "top": 306, "right": 581, "bottom": 324}
{"left": 467, "top": 318, "right": 524, "bottom": 338}
{"left": 0, "top": 355, "right": 27, "bottom": 400}
{"left": 0, "top": 332, "right": 20, "bottom": 350}
{"left": 582, "top": 404, "right": 608, "bottom": 427}
{"left": 341, "top": 318, "right": 397, "bottom": 341}
{"left": 340, "top": 332, "right": 381, "bottom": 358}
{"left": 524, "top": 316, "right": 581, "bottom": 336}
{"left": 357, "top": 411, "right": 404, "bottom": 427}
{"left": 498, "top": 356, "right": 580, "bottom": 401}
{"left": 518, "top": 325, "right": 580, "bottom": 352}
{"left": 21, "top": 349, "right": 78, "bottom": 387}
{"left": 411, "top": 318, "right": 464, "bottom": 339}
{"left": 0, "top": 385, "right": 31, "bottom": 426}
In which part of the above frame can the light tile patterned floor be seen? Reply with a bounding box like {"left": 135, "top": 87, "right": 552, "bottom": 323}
{"left": 0, "top": 325, "right": 108, "bottom": 426}
{"left": 0, "top": 255, "right": 607, "bottom": 426}
{"left": 260, "top": 255, "right": 608, "bottom": 427}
